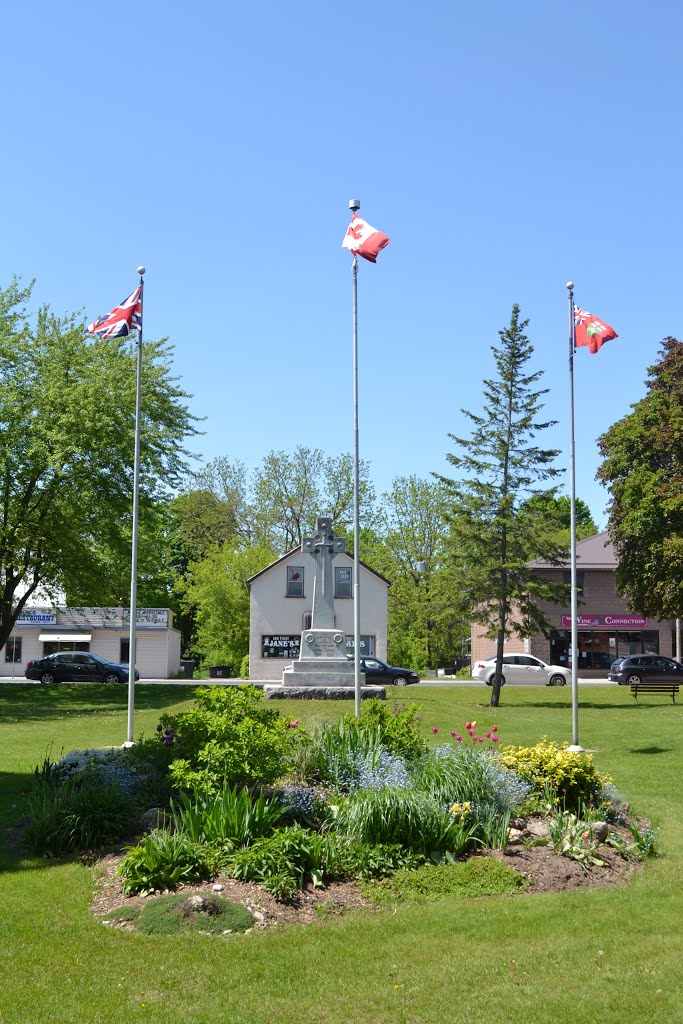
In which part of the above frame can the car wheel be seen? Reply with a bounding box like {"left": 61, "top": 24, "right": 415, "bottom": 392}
{"left": 626, "top": 674, "right": 641, "bottom": 686}
{"left": 487, "top": 674, "right": 505, "bottom": 686}
{"left": 40, "top": 671, "right": 56, "bottom": 685}
{"left": 103, "top": 672, "right": 122, "bottom": 685}
{"left": 550, "top": 674, "right": 567, "bottom": 687}
{"left": 394, "top": 676, "right": 408, "bottom": 686}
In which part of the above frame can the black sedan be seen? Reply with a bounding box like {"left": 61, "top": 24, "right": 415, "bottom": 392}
{"left": 608, "top": 654, "right": 683, "bottom": 686}
{"left": 25, "top": 652, "right": 140, "bottom": 685}
{"left": 347, "top": 655, "right": 420, "bottom": 686}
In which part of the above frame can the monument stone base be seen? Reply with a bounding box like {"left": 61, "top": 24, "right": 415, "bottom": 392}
{"left": 265, "top": 684, "right": 386, "bottom": 701}
{"left": 282, "top": 627, "right": 356, "bottom": 687}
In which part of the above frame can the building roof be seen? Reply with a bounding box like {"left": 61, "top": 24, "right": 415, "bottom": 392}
{"left": 246, "top": 547, "right": 392, "bottom": 586}
{"left": 527, "top": 530, "right": 617, "bottom": 570}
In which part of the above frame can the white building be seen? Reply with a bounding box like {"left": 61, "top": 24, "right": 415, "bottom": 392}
{"left": 1, "top": 607, "right": 181, "bottom": 680}
{"left": 247, "top": 550, "right": 390, "bottom": 681}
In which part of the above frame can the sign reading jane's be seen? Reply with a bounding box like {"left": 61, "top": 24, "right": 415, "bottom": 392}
{"left": 560, "top": 614, "right": 648, "bottom": 628}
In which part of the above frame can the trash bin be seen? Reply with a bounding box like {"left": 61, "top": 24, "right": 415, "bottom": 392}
{"left": 179, "top": 660, "right": 195, "bottom": 679}
{"left": 209, "top": 665, "right": 231, "bottom": 679}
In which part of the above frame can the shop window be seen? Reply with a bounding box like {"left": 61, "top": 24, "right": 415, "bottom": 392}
{"left": 286, "top": 567, "right": 304, "bottom": 597}
{"left": 4, "top": 638, "right": 21, "bottom": 663}
{"left": 335, "top": 567, "right": 352, "bottom": 598}
{"left": 345, "top": 635, "right": 375, "bottom": 656}
{"left": 562, "top": 570, "right": 584, "bottom": 597}
{"left": 120, "top": 639, "right": 130, "bottom": 664}
{"left": 42, "top": 640, "right": 90, "bottom": 656}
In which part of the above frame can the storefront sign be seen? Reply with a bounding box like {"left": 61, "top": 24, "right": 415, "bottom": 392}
{"left": 262, "top": 635, "right": 301, "bottom": 658}
{"left": 15, "top": 608, "right": 57, "bottom": 625}
{"left": 122, "top": 608, "right": 169, "bottom": 627}
{"left": 560, "top": 614, "right": 648, "bottom": 628}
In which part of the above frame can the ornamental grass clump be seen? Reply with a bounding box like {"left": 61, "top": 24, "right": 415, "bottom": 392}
{"left": 413, "top": 743, "right": 529, "bottom": 815}
{"left": 170, "top": 785, "right": 284, "bottom": 854}
{"left": 334, "top": 788, "right": 484, "bottom": 857}
{"left": 26, "top": 777, "right": 136, "bottom": 856}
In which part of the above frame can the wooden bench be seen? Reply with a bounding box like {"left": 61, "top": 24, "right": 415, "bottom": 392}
{"left": 630, "top": 682, "right": 679, "bottom": 703}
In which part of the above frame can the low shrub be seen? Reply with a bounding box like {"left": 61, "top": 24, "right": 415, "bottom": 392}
{"left": 160, "top": 685, "right": 292, "bottom": 793}
{"left": 499, "top": 739, "right": 610, "bottom": 810}
{"left": 357, "top": 700, "right": 427, "bottom": 761}
{"left": 239, "top": 655, "right": 250, "bottom": 679}
{"left": 364, "top": 857, "right": 528, "bottom": 903}
{"left": 25, "top": 779, "right": 136, "bottom": 856}
{"left": 135, "top": 893, "right": 254, "bottom": 935}
{"left": 171, "top": 786, "right": 284, "bottom": 854}
{"left": 311, "top": 717, "right": 386, "bottom": 789}
{"left": 117, "top": 830, "right": 214, "bottom": 895}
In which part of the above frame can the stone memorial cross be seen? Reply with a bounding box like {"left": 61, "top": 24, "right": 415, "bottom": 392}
{"left": 302, "top": 518, "right": 346, "bottom": 630}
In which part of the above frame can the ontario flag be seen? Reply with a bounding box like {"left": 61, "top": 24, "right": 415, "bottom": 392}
{"left": 573, "top": 305, "right": 617, "bottom": 354}
{"left": 342, "top": 213, "right": 390, "bottom": 263}
{"left": 87, "top": 287, "right": 142, "bottom": 339}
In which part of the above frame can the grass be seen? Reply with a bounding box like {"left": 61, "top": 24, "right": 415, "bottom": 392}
{"left": 0, "top": 683, "right": 681, "bottom": 1023}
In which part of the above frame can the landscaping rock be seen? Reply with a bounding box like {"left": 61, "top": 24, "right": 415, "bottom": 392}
{"left": 137, "top": 807, "right": 166, "bottom": 832}
{"left": 591, "top": 821, "right": 609, "bottom": 843}
{"left": 264, "top": 685, "right": 386, "bottom": 700}
{"left": 507, "top": 828, "right": 524, "bottom": 844}
{"left": 524, "top": 819, "right": 552, "bottom": 841}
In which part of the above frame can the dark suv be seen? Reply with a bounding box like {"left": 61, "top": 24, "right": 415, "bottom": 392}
{"left": 608, "top": 654, "right": 683, "bottom": 686}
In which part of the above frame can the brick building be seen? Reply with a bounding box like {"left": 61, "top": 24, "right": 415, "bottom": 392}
{"left": 471, "top": 532, "right": 675, "bottom": 677}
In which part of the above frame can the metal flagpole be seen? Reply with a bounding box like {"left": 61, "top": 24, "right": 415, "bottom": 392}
{"left": 125, "top": 266, "right": 145, "bottom": 746}
{"left": 566, "top": 281, "right": 583, "bottom": 752}
{"left": 350, "top": 199, "right": 362, "bottom": 717}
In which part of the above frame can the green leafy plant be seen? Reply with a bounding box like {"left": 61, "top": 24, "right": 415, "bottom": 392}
{"left": 134, "top": 893, "right": 255, "bottom": 935}
{"left": 228, "top": 824, "right": 327, "bottom": 896}
{"left": 171, "top": 785, "right": 284, "bottom": 854}
{"left": 545, "top": 809, "right": 607, "bottom": 870}
{"left": 117, "top": 830, "right": 213, "bottom": 895}
{"left": 25, "top": 779, "right": 135, "bottom": 856}
{"left": 311, "top": 716, "right": 386, "bottom": 789}
{"left": 357, "top": 700, "right": 427, "bottom": 761}
{"left": 160, "top": 685, "right": 292, "bottom": 793}
{"left": 605, "top": 822, "right": 660, "bottom": 861}
{"left": 413, "top": 743, "right": 529, "bottom": 814}
{"left": 363, "top": 857, "right": 528, "bottom": 903}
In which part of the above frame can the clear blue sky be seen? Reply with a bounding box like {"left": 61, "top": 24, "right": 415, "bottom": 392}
{"left": 3, "top": 1, "right": 681, "bottom": 528}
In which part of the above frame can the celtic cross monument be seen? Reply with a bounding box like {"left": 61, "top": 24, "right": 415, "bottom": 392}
{"left": 281, "top": 516, "right": 357, "bottom": 687}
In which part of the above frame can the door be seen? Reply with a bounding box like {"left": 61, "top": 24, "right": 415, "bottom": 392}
{"left": 73, "top": 653, "right": 100, "bottom": 681}
{"left": 517, "top": 656, "right": 545, "bottom": 684}
{"left": 501, "top": 656, "right": 524, "bottom": 683}
{"left": 361, "top": 658, "right": 384, "bottom": 684}
{"left": 53, "top": 653, "right": 81, "bottom": 681}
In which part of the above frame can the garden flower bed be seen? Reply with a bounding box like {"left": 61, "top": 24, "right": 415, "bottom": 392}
{"left": 22, "top": 686, "right": 658, "bottom": 934}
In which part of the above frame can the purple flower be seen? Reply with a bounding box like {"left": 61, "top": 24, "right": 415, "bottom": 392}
{"left": 156, "top": 724, "right": 163, "bottom": 732}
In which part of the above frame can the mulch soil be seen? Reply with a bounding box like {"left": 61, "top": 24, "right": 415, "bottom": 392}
{"left": 92, "top": 818, "right": 644, "bottom": 932}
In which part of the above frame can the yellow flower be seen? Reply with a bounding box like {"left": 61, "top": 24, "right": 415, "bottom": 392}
{"left": 449, "top": 803, "right": 461, "bottom": 814}
{"left": 463, "top": 802, "right": 472, "bottom": 811}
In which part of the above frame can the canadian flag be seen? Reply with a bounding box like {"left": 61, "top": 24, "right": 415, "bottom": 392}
{"left": 341, "top": 213, "right": 390, "bottom": 263}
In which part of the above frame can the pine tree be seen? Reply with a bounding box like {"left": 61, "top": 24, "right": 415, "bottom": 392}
{"left": 437, "top": 305, "right": 566, "bottom": 706}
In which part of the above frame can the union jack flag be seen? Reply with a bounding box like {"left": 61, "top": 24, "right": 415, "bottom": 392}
{"left": 573, "top": 306, "right": 590, "bottom": 326}
{"left": 87, "top": 287, "right": 142, "bottom": 339}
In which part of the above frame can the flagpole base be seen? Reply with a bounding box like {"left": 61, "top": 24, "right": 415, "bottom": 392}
{"left": 566, "top": 743, "right": 585, "bottom": 753}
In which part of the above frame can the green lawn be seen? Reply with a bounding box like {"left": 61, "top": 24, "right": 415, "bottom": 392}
{"left": 0, "top": 683, "right": 681, "bottom": 1024}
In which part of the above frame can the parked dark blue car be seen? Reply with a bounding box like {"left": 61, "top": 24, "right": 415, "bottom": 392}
{"left": 25, "top": 651, "right": 140, "bottom": 685}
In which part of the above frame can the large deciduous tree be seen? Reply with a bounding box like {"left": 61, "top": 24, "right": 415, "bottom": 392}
{"left": 597, "top": 337, "right": 683, "bottom": 618}
{"left": 0, "top": 278, "right": 198, "bottom": 650}
{"left": 436, "top": 305, "right": 567, "bottom": 706}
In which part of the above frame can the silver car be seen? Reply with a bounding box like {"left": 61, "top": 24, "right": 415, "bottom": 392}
{"left": 472, "top": 654, "right": 569, "bottom": 687}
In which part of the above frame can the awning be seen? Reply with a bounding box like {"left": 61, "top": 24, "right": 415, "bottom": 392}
{"left": 38, "top": 633, "right": 92, "bottom": 642}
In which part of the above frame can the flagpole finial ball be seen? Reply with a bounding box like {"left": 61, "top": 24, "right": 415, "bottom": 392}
{"left": 137, "top": 266, "right": 146, "bottom": 277}
{"left": 566, "top": 281, "right": 574, "bottom": 291}
{"left": 349, "top": 199, "right": 361, "bottom": 211}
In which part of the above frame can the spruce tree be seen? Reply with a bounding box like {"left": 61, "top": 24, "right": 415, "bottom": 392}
{"left": 437, "top": 305, "right": 566, "bottom": 706}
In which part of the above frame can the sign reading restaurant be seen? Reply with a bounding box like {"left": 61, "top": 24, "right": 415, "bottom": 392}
{"left": 560, "top": 614, "right": 648, "bottom": 628}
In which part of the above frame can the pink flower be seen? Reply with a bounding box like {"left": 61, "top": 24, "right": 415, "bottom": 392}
{"left": 456, "top": 735, "right": 463, "bottom": 742}
{"left": 465, "top": 721, "right": 472, "bottom": 729}
{"left": 451, "top": 731, "right": 457, "bottom": 737}
{"left": 432, "top": 727, "right": 439, "bottom": 734}
{"left": 468, "top": 728, "right": 475, "bottom": 736}
{"left": 471, "top": 721, "right": 477, "bottom": 729}
{"left": 486, "top": 732, "right": 492, "bottom": 739}
{"left": 491, "top": 735, "right": 499, "bottom": 743}
{"left": 491, "top": 724, "right": 498, "bottom": 733}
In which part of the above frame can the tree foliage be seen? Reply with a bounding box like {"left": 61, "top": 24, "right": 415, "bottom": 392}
{"left": 436, "top": 305, "right": 566, "bottom": 705}
{"left": 0, "top": 278, "right": 198, "bottom": 650}
{"left": 597, "top": 337, "right": 683, "bottom": 618}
